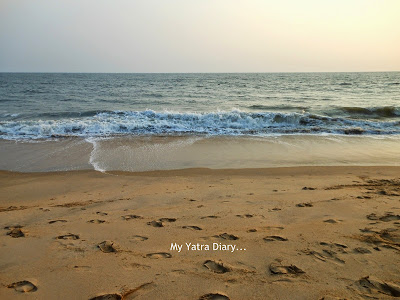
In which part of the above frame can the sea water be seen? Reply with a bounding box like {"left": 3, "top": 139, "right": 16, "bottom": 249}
{"left": 0, "top": 72, "right": 399, "bottom": 172}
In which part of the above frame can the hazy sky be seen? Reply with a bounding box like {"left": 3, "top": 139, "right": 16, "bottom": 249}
{"left": 1, "top": 0, "right": 399, "bottom": 72}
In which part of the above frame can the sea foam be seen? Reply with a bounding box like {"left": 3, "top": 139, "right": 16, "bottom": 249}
{"left": 0, "top": 110, "right": 399, "bottom": 140}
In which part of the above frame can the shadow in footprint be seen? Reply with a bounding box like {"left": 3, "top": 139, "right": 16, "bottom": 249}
{"left": 88, "top": 219, "right": 106, "bottom": 224}
{"left": 131, "top": 235, "right": 148, "bottom": 241}
{"left": 122, "top": 215, "right": 143, "bottom": 221}
{"left": 269, "top": 262, "right": 305, "bottom": 275}
{"left": 182, "top": 226, "right": 202, "bottom": 231}
{"left": 145, "top": 252, "right": 172, "bottom": 259}
{"left": 236, "top": 214, "right": 253, "bottom": 218}
{"left": 147, "top": 221, "right": 163, "bottom": 227}
{"left": 199, "top": 293, "right": 230, "bottom": 300}
{"left": 296, "top": 202, "right": 313, "bottom": 207}
{"left": 367, "top": 212, "right": 400, "bottom": 222}
{"left": 89, "top": 294, "right": 121, "bottom": 300}
{"left": 216, "top": 233, "right": 238, "bottom": 240}
{"left": 159, "top": 218, "right": 176, "bottom": 223}
{"left": 201, "top": 216, "right": 220, "bottom": 219}
{"left": 353, "top": 276, "right": 400, "bottom": 297}
{"left": 7, "top": 227, "right": 25, "bottom": 238}
{"left": 57, "top": 233, "right": 79, "bottom": 240}
{"left": 49, "top": 220, "right": 67, "bottom": 224}
{"left": 7, "top": 281, "right": 37, "bottom": 293}
{"left": 302, "top": 187, "right": 316, "bottom": 190}
{"left": 354, "top": 247, "right": 371, "bottom": 254}
{"left": 324, "top": 219, "right": 340, "bottom": 224}
{"left": 203, "top": 260, "right": 230, "bottom": 274}
{"left": 263, "top": 236, "right": 288, "bottom": 242}
{"left": 98, "top": 241, "right": 117, "bottom": 253}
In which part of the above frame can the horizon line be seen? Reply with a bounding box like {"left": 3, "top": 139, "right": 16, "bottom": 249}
{"left": 0, "top": 71, "right": 399, "bottom": 74}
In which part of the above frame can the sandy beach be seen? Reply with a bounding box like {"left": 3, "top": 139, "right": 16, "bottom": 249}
{"left": 1, "top": 166, "right": 399, "bottom": 299}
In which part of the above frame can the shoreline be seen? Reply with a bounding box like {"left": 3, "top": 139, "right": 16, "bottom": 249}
{"left": 1, "top": 164, "right": 400, "bottom": 175}
{"left": 2, "top": 135, "right": 400, "bottom": 173}
{"left": 1, "top": 165, "right": 400, "bottom": 299}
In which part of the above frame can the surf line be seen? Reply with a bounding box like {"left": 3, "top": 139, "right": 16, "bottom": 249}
{"left": 170, "top": 242, "right": 246, "bottom": 252}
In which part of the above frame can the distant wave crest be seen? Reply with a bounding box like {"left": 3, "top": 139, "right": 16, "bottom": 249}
{"left": 341, "top": 106, "right": 399, "bottom": 118}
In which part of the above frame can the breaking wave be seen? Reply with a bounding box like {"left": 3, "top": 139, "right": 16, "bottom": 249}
{"left": 1, "top": 110, "right": 400, "bottom": 140}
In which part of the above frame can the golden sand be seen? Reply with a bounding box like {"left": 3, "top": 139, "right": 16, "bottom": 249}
{"left": 1, "top": 167, "right": 400, "bottom": 299}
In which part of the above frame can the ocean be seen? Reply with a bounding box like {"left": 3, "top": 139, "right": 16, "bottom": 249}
{"left": 1, "top": 72, "right": 399, "bottom": 172}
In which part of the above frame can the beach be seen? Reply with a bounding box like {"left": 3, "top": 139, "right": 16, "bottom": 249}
{"left": 2, "top": 0, "right": 400, "bottom": 298}
{"left": 1, "top": 166, "right": 400, "bottom": 299}
{"left": 1, "top": 73, "right": 399, "bottom": 299}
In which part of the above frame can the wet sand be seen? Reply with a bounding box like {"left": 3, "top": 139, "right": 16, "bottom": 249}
{"left": 2, "top": 135, "right": 400, "bottom": 172}
{"left": 1, "top": 166, "right": 400, "bottom": 299}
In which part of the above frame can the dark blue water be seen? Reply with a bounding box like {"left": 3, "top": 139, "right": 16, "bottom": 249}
{"left": 0, "top": 72, "right": 399, "bottom": 139}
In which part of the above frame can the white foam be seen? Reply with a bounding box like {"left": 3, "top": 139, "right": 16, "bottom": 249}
{"left": 86, "top": 137, "right": 106, "bottom": 173}
{"left": 0, "top": 110, "right": 399, "bottom": 140}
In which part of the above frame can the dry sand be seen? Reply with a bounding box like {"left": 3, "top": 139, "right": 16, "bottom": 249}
{"left": 0, "top": 166, "right": 400, "bottom": 299}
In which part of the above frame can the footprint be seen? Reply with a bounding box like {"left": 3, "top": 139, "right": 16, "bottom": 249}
{"left": 356, "top": 228, "right": 400, "bottom": 251}
{"left": 147, "top": 221, "right": 163, "bottom": 227}
{"left": 324, "top": 219, "right": 340, "bottom": 224}
{"left": 367, "top": 212, "right": 400, "bottom": 222}
{"left": 48, "top": 220, "right": 67, "bottom": 224}
{"left": 354, "top": 247, "right": 371, "bottom": 254}
{"left": 145, "top": 252, "right": 172, "bottom": 259}
{"left": 296, "top": 202, "right": 313, "bottom": 207}
{"left": 236, "top": 214, "right": 253, "bottom": 218}
{"left": 159, "top": 218, "right": 177, "bottom": 222}
{"left": 217, "top": 233, "right": 238, "bottom": 240}
{"left": 98, "top": 241, "right": 117, "bottom": 253}
{"left": 122, "top": 215, "right": 143, "bottom": 221}
{"left": 353, "top": 276, "right": 400, "bottom": 297}
{"left": 303, "top": 247, "right": 345, "bottom": 264}
{"left": 131, "top": 235, "right": 148, "bottom": 241}
{"left": 199, "top": 293, "right": 230, "bottom": 300}
{"left": 203, "top": 260, "right": 230, "bottom": 274}
{"left": 56, "top": 234, "right": 79, "bottom": 240}
{"left": 269, "top": 262, "right": 305, "bottom": 275}
{"left": 89, "top": 294, "right": 122, "bottom": 300}
{"left": 302, "top": 249, "right": 327, "bottom": 262}
{"left": 87, "top": 219, "right": 106, "bottom": 224}
{"left": 263, "top": 236, "right": 288, "bottom": 242}
{"left": 7, "top": 281, "right": 37, "bottom": 293}
{"left": 7, "top": 227, "right": 25, "bottom": 238}
{"left": 321, "top": 249, "right": 346, "bottom": 264}
{"left": 266, "top": 226, "right": 285, "bottom": 230}
{"left": 201, "top": 216, "right": 220, "bottom": 219}
{"left": 96, "top": 212, "right": 108, "bottom": 216}
{"left": 319, "top": 242, "right": 348, "bottom": 249}
{"left": 302, "top": 187, "right": 316, "bottom": 190}
{"left": 182, "top": 226, "right": 202, "bottom": 231}
{"left": 270, "top": 208, "right": 281, "bottom": 211}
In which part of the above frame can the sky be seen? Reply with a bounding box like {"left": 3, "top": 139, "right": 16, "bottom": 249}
{"left": 0, "top": 0, "right": 399, "bottom": 73}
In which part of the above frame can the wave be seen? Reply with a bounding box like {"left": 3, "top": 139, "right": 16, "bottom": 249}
{"left": 341, "top": 106, "right": 399, "bottom": 118}
{"left": 248, "top": 105, "right": 306, "bottom": 111}
{"left": 1, "top": 110, "right": 400, "bottom": 140}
